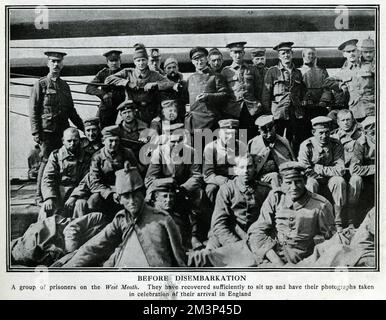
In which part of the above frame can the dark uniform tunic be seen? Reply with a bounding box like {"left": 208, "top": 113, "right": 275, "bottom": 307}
{"left": 63, "top": 205, "right": 187, "bottom": 267}
{"left": 261, "top": 62, "right": 307, "bottom": 151}
{"left": 247, "top": 189, "right": 335, "bottom": 265}
{"left": 207, "top": 177, "right": 270, "bottom": 249}
{"left": 117, "top": 119, "right": 148, "bottom": 158}
{"left": 85, "top": 67, "right": 126, "bottom": 128}
{"left": 105, "top": 67, "right": 174, "bottom": 125}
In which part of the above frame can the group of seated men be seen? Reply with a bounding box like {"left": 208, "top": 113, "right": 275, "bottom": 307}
{"left": 15, "top": 37, "right": 376, "bottom": 268}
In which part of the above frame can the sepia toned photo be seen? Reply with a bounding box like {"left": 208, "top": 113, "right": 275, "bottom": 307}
{"left": 6, "top": 4, "right": 378, "bottom": 272}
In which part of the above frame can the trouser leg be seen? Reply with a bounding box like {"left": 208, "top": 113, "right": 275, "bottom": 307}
{"left": 328, "top": 176, "right": 347, "bottom": 227}
{"left": 205, "top": 183, "right": 219, "bottom": 205}
{"left": 347, "top": 175, "right": 363, "bottom": 226}
{"left": 306, "top": 177, "right": 319, "bottom": 194}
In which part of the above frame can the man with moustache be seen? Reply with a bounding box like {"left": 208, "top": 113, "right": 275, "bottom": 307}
{"left": 248, "top": 115, "right": 295, "bottom": 188}
{"left": 261, "top": 42, "right": 307, "bottom": 153}
{"left": 186, "top": 47, "right": 228, "bottom": 132}
{"left": 62, "top": 167, "right": 186, "bottom": 267}
{"left": 39, "top": 128, "right": 91, "bottom": 220}
{"left": 298, "top": 116, "right": 347, "bottom": 231}
{"left": 359, "top": 37, "right": 375, "bottom": 69}
{"left": 206, "top": 154, "right": 271, "bottom": 250}
{"left": 250, "top": 48, "right": 268, "bottom": 96}
{"left": 148, "top": 48, "right": 165, "bottom": 75}
{"left": 221, "top": 42, "right": 263, "bottom": 139}
{"left": 29, "top": 51, "right": 84, "bottom": 204}
{"left": 105, "top": 44, "right": 177, "bottom": 125}
{"left": 86, "top": 50, "right": 126, "bottom": 128}
{"left": 247, "top": 161, "right": 335, "bottom": 266}
{"left": 162, "top": 56, "right": 188, "bottom": 119}
{"left": 208, "top": 48, "right": 224, "bottom": 73}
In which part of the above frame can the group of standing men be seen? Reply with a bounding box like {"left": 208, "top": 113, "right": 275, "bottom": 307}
{"left": 24, "top": 36, "right": 376, "bottom": 267}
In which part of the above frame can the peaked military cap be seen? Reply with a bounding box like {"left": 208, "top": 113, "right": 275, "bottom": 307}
{"left": 273, "top": 42, "right": 294, "bottom": 51}
{"left": 311, "top": 116, "right": 332, "bottom": 129}
{"left": 149, "top": 48, "right": 161, "bottom": 60}
{"left": 117, "top": 99, "right": 136, "bottom": 111}
{"left": 218, "top": 119, "right": 239, "bottom": 129}
{"left": 338, "top": 39, "right": 358, "bottom": 51}
{"left": 115, "top": 165, "right": 144, "bottom": 195}
{"left": 152, "top": 177, "right": 177, "bottom": 193}
{"left": 103, "top": 50, "right": 122, "bottom": 61}
{"left": 44, "top": 51, "right": 67, "bottom": 60}
{"left": 250, "top": 48, "right": 266, "bottom": 57}
{"left": 83, "top": 117, "right": 100, "bottom": 128}
{"left": 279, "top": 161, "right": 306, "bottom": 179}
{"left": 255, "top": 115, "right": 274, "bottom": 127}
{"left": 190, "top": 47, "right": 209, "bottom": 60}
{"left": 361, "top": 116, "right": 375, "bottom": 129}
{"left": 226, "top": 42, "right": 247, "bottom": 51}
{"left": 102, "top": 125, "right": 120, "bottom": 138}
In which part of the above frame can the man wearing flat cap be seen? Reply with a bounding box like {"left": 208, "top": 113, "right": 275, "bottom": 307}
{"left": 30, "top": 51, "right": 85, "bottom": 204}
{"left": 105, "top": 43, "right": 177, "bottom": 125}
{"left": 207, "top": 154, "right": 271, "bottom": 250}
{"left": 247, "top": 161, "right": 335, "bottom": 266}
{"left": 221, "top": 42, "right": 263, "bottom": 135}
{"left": 149, "top": 48, "right": 165, "bottom": 75}
{"left": 349, "top": 116, "right": 375, "bottom": 225}
{"left": 145, "top": 128, "right": 205, "bottom": 249}
{"left": 162, "top": 56, "right": 188, "bottom": 118}
{"left": 81, "top": 117, "right": 103, "bottom": 156}
{"left": 248, "top": 115, "right": 295, "bottom": 188}
{"left": 116, "top": 99, "right": 149, "bottom": 158}
{"left": 86, "top": 50, "right": 126, "bottom": 129}
{"left": 298, "top": 116, "right": 347, "bottom": 231}
{"left": 186, "top": 46, "right": 229, "bottom": 132}
{"left": 88, "top": 125, "right": 139, "bottom": 218}
{"left": 208, "top": 48, "right": 224, "bottom": 73}
{"left": 39, "top": 127, "right": 92, "bottom": 220}
{"left": 261, "top": 42, "right": 307, "bottom": 154}
{"left": 63, "top": 167, "right": 186, "bottom": 267}
{"left": 203, "top": 119, "right": 248, "bottom": 205}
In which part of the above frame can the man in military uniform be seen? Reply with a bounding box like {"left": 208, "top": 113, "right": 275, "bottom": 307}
{"left": 150, "top": 178, "right": 191, "bottom": 250}
{"left": 88, "top": 125, "right": 139, "bottom": 218}
{"left": 299, "top": 48, "right": 331, "bottom": 136}
{"left": 162, "top": 56, "right": 189, "bottom": 119}
{"left": 324, "top": 39, "right": 362, "bottom": 111}
{"left": 261, "top": 42, "right": 307, "bottom": 153}
{"left": 221, "top": 42, "right": 263, "bottom": 139}
{"left": 298, "top": 116, "right": 347, "bottom": 231}
{"left": 148, "top": 48, "right": 165, "bottom": 75}
{"left": 203, "top": 119, "right": 248, "bottom": 204}
{"left": 349, "top": 116, "right": 375, "bottom": 225}
{"left": 250, "top": 47, "right": 268, "bottom": 96}
{"left": 81, "top": 117, "right": 103, "bottom": 156}
{"left": 208, "top": 48, "right": 224, "bottom": 73}
{"left": 150, "top": 98, "right": 184, "bottom": 137}
{"left": 248, "top": 115, "right": 295, "bottom": 188}
{"left": 29, "top": 51, "right": 84, "bottom": 203}
{"left": 116, "top": 99, "right": 149, "bottom": 158}
{"left": 105, "top": 44, "right": 176, "bottom": 125}
{"left": 63, "top": 167, "right": 186, "bottom": 267}
{"left": 39, "top": 128, "right": 91, "bottom": 220}
{"left": 85, "top": 50, "right": 126, "bottom": 129}
{"left": 145, "top": 128, "right": 205, "bottom": 248}
{"left": 360, "top": 37, "right": 375, "bottom": 68}
{"left": 186, "top": 47, "right": 229, "bottom": 132}
{"left": 247, "top": 161, "right": 336, "bottom": 266}
{"left": 207, "top": 154, "right": 270, "bottom": 250}
{"left": 331, "top": 110, "right": 363, "bottom": 226}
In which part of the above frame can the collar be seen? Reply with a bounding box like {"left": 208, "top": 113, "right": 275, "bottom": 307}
{"left": 284, "top": 190, "right": 311, "bottom": 210}
{"left": 102, "top": 146, "right": 122, "bottom": 159}
{"left": 58, "top": 146, "right": 84, "bottom": 161}
{"left": 339, "top": 124, "right": 359, "bottom": 139}
{"left": 278, "top": 61, "right": 294, "bottom": 71}
{"left": 235, "top": 176, "right": 257, "bottom": 194}
{"left": 134, "top": 67, "right": 150, "bottom": 78}
{"left": 196, "top": 66, "right": 210, "bottom": 74}
{"left": 230, "top": 62, "right": 246, "bottom": 70}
